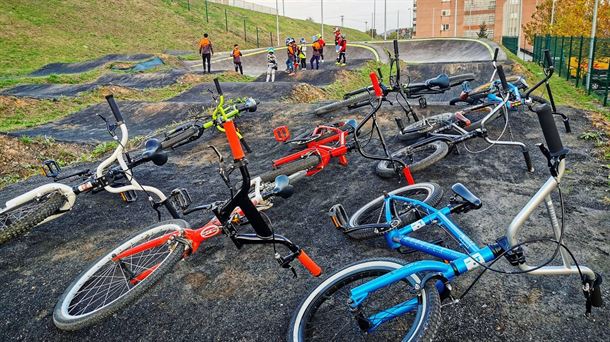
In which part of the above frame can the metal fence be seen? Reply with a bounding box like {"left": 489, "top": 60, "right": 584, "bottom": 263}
{"left": 207, "top": 0, "right": 276, "bottom": 15}
{"left": 502, "top": 36, "right": 518, "bottom": 55}
{"left": 533, "top": 35, "right": 610, "bottom": 106}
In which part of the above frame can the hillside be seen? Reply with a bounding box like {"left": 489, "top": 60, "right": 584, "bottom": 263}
{"left": 0, "top": 0, "right": 370, "bottom": 76}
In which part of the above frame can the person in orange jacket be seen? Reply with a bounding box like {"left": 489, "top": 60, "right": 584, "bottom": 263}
{"left": 231, "top": 44, "right": 243, "bottom": 75}
{"left": 198, "top": 33, "right": 214, "bottom": 73}
{"left": 317, "top": 34, "right": 326, "bottom": 63}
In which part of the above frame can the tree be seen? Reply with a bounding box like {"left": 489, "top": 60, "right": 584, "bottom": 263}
{"left": 477, "top": 22, "right": 489, "bottom": 39}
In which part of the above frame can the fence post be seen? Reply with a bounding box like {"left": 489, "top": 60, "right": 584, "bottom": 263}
{"left": 604, "top": 60, "right": 609, "bottom": 106}
{"left": 205, "top": 0, "right": 209, "bottom": 23}
{"left": 243, "top": 18, "right": 247, "bottom": 42}
{"left": 566, "top": 36, "right": 574, "bottom": 81}
{"left": 225, "top": 9, "right": 228, "bottom": 32}
{"left": 575, "top": 36, "right": 584, "bottom": 88}
{"left": 552, "top": 36, "right": 559, "bottom": 65}
{"left": 256, "top": 27, "right": 259, "bottom": 48}
{"left": 585, "top": 37, "right": 597, "bottom": 95}
{"left": 558, "top": 36, "right": 565, "bottom": 77}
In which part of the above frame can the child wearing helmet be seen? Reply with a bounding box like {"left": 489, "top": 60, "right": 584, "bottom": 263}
{"left": 285, "top": 37, "right": 296, "bottom": 74}
{"left": 231, "top": 44, "right": 243, "bottom": 74}
{"left": 266, "top": 48, "right": 277, "bottom": 82}
{"left": 310, "top": 35, "right": 321, "bottom": 70}
{"left": 334, "top": 27, "right": 342, "bottom": 53}
{"left": 317, "top": 34, "right": 326, "bottom": 63}
{"left": 336, "top": 34, "right": 347, "bottom": 66}
{"left": 298, "top": 38, "right": 307, "bottom": 70}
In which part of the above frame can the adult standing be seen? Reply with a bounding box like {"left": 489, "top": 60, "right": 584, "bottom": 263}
{"left": 317, "top": 34, "right": 326, "bottom": 63}
{"left": 198, "top": 33, "right": 214, "bottom": 73}
{"left": 310, "top": 35, "right": 321, "bottom": 70}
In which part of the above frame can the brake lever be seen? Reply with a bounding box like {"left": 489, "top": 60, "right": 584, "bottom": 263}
{"left": 97, "top": 114, "right": 118, "bottom": 136}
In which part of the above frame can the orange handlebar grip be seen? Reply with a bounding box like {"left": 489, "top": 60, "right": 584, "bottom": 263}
{"left": 298, "top": 250, "right": 322, "bottom": 277}
{"left": 370, "top": 72, "right": 383, "bottom": 98}
{"left": 224, "top": 120, "right": 245, "bottom": 160}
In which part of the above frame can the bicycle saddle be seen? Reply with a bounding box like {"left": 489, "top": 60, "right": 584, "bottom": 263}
{"left": 425, "top": 74, "right": 450, "bottom": 89}
{"left": 451, "top": 183, "right": 482, "bottom": 209}
{"left": 142, "top": 138, "right": 168, "bottom": 166}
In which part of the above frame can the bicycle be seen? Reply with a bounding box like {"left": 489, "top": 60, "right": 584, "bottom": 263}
{"left": 52, "top": 81, "right": 323, "bottom": 332}
{"left": 375, "top": 63, "right": 535, "bottom": 178}
{"left": 0, "top": 95, "right": 189, "bottom": 245}
{"left": 288, "top": 71, "right": 603, "bottom": 341}
{"left": 311, "top": 40, "right": 475, "bottom": 118}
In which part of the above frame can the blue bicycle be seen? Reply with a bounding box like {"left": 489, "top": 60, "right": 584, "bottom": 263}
{"left": 288, "top": 69, "right": 602, "bottom": 341}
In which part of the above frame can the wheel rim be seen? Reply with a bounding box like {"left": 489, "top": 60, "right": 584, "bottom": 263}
{"left": 0, "top": 193, "right": 55, "bottom": 230}
{"left": 298, "top": 266, "right": 424, "bottom": 341}
{"left": 60, "top": 224, "right": 182, "bottom": 319}
{"left": 352, "top": 185, "right": 436, "bottom": 227}
{"left": 388, "top": 143, "right": 444, "bottom": 170}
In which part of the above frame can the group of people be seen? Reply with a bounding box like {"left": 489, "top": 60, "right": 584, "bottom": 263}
{"left": 198, "top": 27, "right": 348, "bottom": 82}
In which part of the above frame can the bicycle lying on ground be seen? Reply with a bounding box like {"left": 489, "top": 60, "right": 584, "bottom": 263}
{"left": 311, "top": 39, "right": 475, "bottom": 118}
{"left": 0, "top": 95, "right": 188, "bottom": 245}
{"left": 53, "top": 82, "right": 322, "bottom": 332}
{"left": 376, "top": 64, "right": 534, "bottom": 177}
{"left": 288, "top": 71, "right": 603, "bottom": 341}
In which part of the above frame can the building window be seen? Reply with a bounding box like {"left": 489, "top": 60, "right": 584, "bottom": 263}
{"left": 441, "top": 10, "right": 451, "bottom": 16}
{"left": 441, "top": 24, "right": 450, "bottom": 31}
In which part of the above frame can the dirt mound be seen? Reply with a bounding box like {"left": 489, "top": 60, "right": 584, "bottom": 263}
{"left": 286, "top": 84, "right": 327, "bottom": 103}
{"left": 0, "top": 135, "right": 88, "bottom": 188}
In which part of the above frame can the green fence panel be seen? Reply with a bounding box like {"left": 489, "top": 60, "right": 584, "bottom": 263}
{"left": 502, "top": 36, "right": 518, "bottom": 55}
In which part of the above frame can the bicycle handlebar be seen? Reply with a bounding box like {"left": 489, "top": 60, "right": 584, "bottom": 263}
{"left": 497, "top": 65, "right": 508, "bottom": 91}
{"left": 544, "top": 49, "right": 553, "bottom": 68}
{"left": 297, "top": 250, "right": 322, "bottom": 277}
{"left": 214, "top": 78, "right": 223, "bottom": 96}
{"left": 393, "top": 39, "right": 399, "bottom": 57}
{"left": 224, "top": 120, "right": 245, "bottom": 160}
{"left": 493, "top": 48, "right": 499, "bottom": 62}
{"left": 105, "top": 95, "right": 124, "bottom": 123}
{"left": 535, "top": 104, "right": 566, "bottom": 157}
{"left": 369, "top": 72, "right": 383, "bottom": 98}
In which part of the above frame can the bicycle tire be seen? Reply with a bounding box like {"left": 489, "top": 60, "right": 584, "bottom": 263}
{"left": 288, "top": 258, "right": 441, "bottom": 342}
{"left": 346, "top": 183, "right": 442, "bottom": 240}
{"left": 376, "top": 142, "right": 449, "bottom": 178}
{"left": 398, "top": 113, "right": 455, "bottom": 143}
{"left": 311, "top": 93, "right": 370, "bottom": 116}
{"left": 259, "top": 155, "right": 322, "bottom": 183}
{"left": 53, "top": 219, "right": 189, "bottom": 331}
{"left": 160, "top": 125, "right": 201, "bottom": 150}
{"left": 0, "top": 192, "right": 66, "bottom": 245}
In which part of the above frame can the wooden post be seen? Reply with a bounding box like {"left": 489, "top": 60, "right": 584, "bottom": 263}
{"left": 205, "top": 0, "right": 209, "bottom": 23}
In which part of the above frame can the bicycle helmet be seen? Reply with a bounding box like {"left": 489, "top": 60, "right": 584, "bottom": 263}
{"left": 312, "top": 35, "right": 318, "bottom": 42}
{"left": 285, "top": 37, "right": 292, "bottom": 46}
{"left": 267, "top": 47, "right": 275, "bottom": 53}
{"left": 341, "top": 34, "right": 345, "bottom": 39}
{"left": 317, "top": 33, "right": 322, "bottom": 39}
{"left": 300, "top": 37, "right": 306, "bottom": 44}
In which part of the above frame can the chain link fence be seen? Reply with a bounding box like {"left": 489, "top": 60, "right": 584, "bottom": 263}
{"left": 533, "top": 35, "right": 610, "bottom": 106}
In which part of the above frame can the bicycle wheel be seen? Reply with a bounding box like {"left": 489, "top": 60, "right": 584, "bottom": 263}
{"left": 0, "top": 191, "right": 66, "bottom": 244}
{"left": 311, "top": 93, "right": 370, "bottom": 116}
{"left": 259, "top": 155, "right": 322, "bottom": 183}
{"left": 288, "top": 258, "right": 441, "bottom": 342}
{"left": 53, "top": 219, "right": 189, "bottom": 331}
{"left": 376, "top": 142, "right": 449, "bottom": 178}
{"left": 398, "top": 113, "right": 454, "bottom": 143}
{"left": 346, "top": 183, "right": 442, "bottom": 240}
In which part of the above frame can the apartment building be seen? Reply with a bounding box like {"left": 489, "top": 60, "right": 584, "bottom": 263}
{"left": 412, "top": 0, "right": 539, "bottom": 50}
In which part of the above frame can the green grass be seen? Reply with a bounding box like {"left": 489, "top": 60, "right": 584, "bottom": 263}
{"left": 0, "top": 0, "right": 369, "bottom": 77}
{"left": 324, "top": 61, "right": 393, "bottom": 99}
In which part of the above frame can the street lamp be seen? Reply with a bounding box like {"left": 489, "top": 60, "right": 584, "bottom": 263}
{"left": 384, "top": 0, "right": 387, "bottom": 40}
{"left": 586, "top": 0, "right": 600, "bottom": 90}
{"left": 275, "top": 0, "right": 280, "bottom": 46}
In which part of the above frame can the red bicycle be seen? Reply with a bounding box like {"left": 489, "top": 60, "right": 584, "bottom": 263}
{"left": 53, "top": 100, "right": 322, "bottom": 330}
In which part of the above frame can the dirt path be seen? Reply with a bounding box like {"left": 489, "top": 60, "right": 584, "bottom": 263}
{"left": 0, "top": 102, "right": 608, "bottom": 341}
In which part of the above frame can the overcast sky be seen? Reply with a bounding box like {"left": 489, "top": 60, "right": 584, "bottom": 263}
{"left": 253, "top": 0, "right": 415, "bottom": 33}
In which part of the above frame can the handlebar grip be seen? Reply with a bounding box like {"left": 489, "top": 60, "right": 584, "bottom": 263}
{"left": 105, "top": 95, "right": 124, "bottom": 123}
{"left": 369, "top": 72, "right": 383, "bottom": 98}
{"left": 297, "top": 250, "right": 322, "bottom": 277}
{"left": 544, "top": 49, "right": 553, "bottom": 68}
{"left": 493, "top": 48, "right": 499, "bottom": 62}
{"left": 535, "top": 104, "right": 566, "bottom": 157}
{"left": 213, "top": 78, "right": 223, "bottom": 96}
{"left": 393, "top": 39, "right": 399, "bottom": 57}
{"left": 497, "top": 65, "right": 508, "bottom": 91}
{"left": 223, "top": 120, "right": 245, "bottom": 160}
{"left": 377, "top": 67, "right": 383, "bottom": 80}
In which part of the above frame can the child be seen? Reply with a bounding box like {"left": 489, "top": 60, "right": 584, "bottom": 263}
{"left": 266, "top": 48, "right": 277, "bottom": 82}
{"left": 285, "top": 37, "right": 296, "bottom": 74}
{"left": 198, "top": 33, "right": 214, "bottom": 73}
{"left": 336, "top": 34, "right": 347, "bottom": 66}
{"left": 310, "top": 35, "right": 321, "bottom": 70}
{"left": 291, "top": 40, "right": 300, "bottom": 73}
{"left": 298, "top": 38, "right": 307, "bottom": 70}
{"left": 317, "top": 34, "right": 326, "bottom": 63}
{"left": 231, "top": 44, "right": 243, "bottom": 75}
{"left": 334, "top": 27, "right": 341, "bottom": 53}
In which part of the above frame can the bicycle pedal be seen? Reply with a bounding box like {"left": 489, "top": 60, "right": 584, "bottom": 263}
{"left": 41, "top": 160, "right": 61, "bottom": 178}
{"left": 169, "top": 188, "right": 192, "bottom": 210}
{"left": 119, "top": 190, "right": 138, "bottom": 203}
{"left": 418, "top": 97, "right": 427, "bottom": 109}
{"left": 329, "top": 204, "right": 348, "bottom": 230}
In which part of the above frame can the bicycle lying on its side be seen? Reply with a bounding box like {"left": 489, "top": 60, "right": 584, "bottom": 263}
{"left": 53, "top": 81, "right": 323, "bottom": 332}
{"left": 288, "top": 70, "right": 603, "bottom": 341}
{"left": 0, "top": 95, "right": 188, "bottom": 245}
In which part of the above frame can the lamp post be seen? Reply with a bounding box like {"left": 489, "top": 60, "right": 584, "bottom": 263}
{"left": 321, "top": 0, "right": 324, "bottom": 38}
{"left": 275, "top": 0, "right": 280, "bottom": 46}
{"left": 384, "top": 0, "right": 387, "bottom": 40}
{"left": 586, "top": 0, "right": 600, "bottom": 90}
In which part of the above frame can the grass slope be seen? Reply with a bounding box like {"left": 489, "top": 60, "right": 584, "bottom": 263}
{"left": 0, "top": 0, "right": 369, "bottom": 76}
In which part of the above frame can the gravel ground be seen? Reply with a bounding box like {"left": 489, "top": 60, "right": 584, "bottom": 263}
{"left": 0, "top": 99, "right": 608, "bottom": 341}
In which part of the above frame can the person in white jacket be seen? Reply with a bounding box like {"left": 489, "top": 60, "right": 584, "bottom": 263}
{"left": 266, "top": 48, "right": 277, "bottom": 82}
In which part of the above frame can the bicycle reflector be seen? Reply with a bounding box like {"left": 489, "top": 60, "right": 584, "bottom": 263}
{"left": 273, "top": 126, "right": 290, "bottom": 143}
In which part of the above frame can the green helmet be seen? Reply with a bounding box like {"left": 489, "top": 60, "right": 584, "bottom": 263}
{"left": 267, "top": 47, "right": 275, "bottom": 53}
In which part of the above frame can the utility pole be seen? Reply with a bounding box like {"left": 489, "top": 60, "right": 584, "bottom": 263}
{"left": 341, "top": 15, "right": 344, "bottom": 28}
{"left": 373, "top": 0, "right": 376, "bottom": 38}
{"left": 365, "top": 21, "right": 368, "bottom": 34}
{"left": 371, "top": 13, "right": 374, "bottom": 39}
{"left": 275, "top": 0, "right": 280, "bottom": 46}
{"left": 586, "top": 0, "right": 600, "bottom": 90}
{"left": 396, "top": 11, "right": 399, "bottom": 38}
{"left": 321, "top": 0, "right": 324, "bottom": 38}
{"left": 282, "top": 0, "right": 285, "bottom": 16}
{"left": 384, "top": 0, "right": 387, "bottom": 40}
